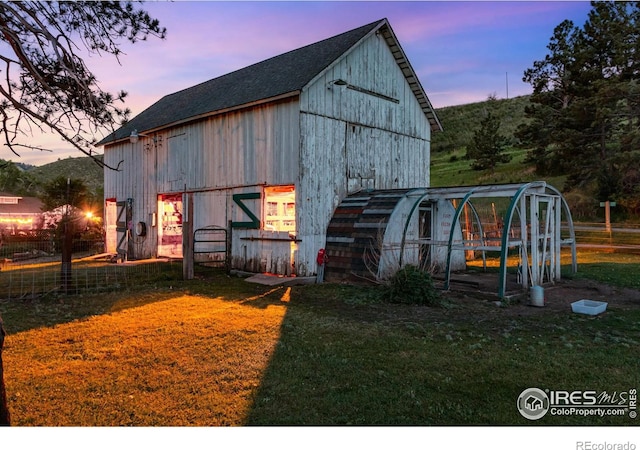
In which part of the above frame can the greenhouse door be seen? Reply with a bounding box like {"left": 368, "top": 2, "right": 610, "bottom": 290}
{"left": 419, "top": 202, "right": 433, "bottom": 268}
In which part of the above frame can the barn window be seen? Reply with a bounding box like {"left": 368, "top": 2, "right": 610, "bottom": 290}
{"left": 263, "top": 186, "right": 296, "bottom": 232}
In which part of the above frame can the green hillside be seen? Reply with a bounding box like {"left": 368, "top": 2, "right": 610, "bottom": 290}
{"left": 430, "top": 146, "right": 564, "bottom": 188}
{"left": 432, "top": 95, "right": 531, "bottom": 155}
{"left": 427, "top": 96, "right": 629, "bottom": 221}
{"left": 26, "top": 155, "right": 104, "bottom": 193}
{"left": 429, "top": 95, "right": 568, "bottom": 189}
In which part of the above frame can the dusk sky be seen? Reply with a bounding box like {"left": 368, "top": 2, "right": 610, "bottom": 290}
{"left": 6, "top": 1, "right": 594, "bottom": 166}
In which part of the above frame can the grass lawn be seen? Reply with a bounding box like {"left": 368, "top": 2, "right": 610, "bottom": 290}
{"left": 1, "top": 253, "right": 639, "bottom": 426}
{"left": 430, "top": 147, "right": 566, "bottom": 189}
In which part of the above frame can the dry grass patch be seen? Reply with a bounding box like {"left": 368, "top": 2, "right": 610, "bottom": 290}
{"left": 4, "top": 293, "right": 287, "bottom": 426}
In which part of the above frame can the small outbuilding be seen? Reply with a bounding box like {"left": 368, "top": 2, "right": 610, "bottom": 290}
{"left": 324, "top": 181, "right": 577, "bottom": 298}
{"left": 0, "top": 193, "right": 44, "bottom": 232}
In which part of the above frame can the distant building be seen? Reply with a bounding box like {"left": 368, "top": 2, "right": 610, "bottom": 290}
{"left": 0, "top": 193, "right": 44, "bottom": 233}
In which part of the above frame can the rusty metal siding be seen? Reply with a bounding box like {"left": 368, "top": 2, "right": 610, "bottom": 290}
{"left": 324, "top": 190, "right": 411, "bottom": 282}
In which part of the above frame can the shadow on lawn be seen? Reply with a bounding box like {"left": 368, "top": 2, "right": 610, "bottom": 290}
{"left": 0, "top": 266, "right": 297, "bottom": 335}
{"left": 241, "top": 282, "right": 448, "bottom": 426}
{"left": 241, "top": 277, "right": 640, "bottom": 426}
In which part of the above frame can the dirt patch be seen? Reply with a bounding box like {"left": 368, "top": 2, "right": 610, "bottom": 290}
{"left": 522, "top": 278, "right": 640, "bottom": 312}
{"left": 437, "top": 276, "right": 640, "bottom": 325}
{"left": 297, "top": 277, "right": 640, "bottom": 328}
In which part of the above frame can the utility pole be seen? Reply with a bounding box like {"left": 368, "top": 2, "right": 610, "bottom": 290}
{"left": 506, "top": 72, "right": 509, "bottom": 99}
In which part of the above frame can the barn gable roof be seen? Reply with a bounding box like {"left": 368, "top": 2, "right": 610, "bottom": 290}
{"left": 98, "top": 18, "right": 441, "bottom": 146}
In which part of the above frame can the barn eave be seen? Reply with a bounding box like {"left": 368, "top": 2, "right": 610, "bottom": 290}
{"left": 99, "top": 90, "right": 301, "bottom": 147}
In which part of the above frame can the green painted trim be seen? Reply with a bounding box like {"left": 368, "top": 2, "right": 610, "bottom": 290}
{"left": 232, "top": 192, "right": 261, "bottom": 229}
{"left": 497, "top": 183, "right": 534, "bottom": 298}
{"left": 399, "top": 192, "right": 430, "bottom": 267}
{"left": 444, "top": 189, "right": 476, "bottom": 290}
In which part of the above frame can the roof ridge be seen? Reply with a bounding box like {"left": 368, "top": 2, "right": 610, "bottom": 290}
{"left": 163, "top": 18, "right": 388, "bottom": 101}
{"left": 97, "top": 18, "right": 444, "bottom": 146}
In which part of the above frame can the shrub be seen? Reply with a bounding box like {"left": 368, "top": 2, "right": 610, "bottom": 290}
{"left": 379, "top": 265, "right": 442, "bottom": 306}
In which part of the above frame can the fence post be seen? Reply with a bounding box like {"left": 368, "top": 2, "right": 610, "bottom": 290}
{"left": 182, "top": 193, "right": 194, "bottom": 280}
{"left": 61, "top": 217, "right": 73, "bottom": 294}
{"left": 0, "top": 315, "right": 10, "bottom": 426}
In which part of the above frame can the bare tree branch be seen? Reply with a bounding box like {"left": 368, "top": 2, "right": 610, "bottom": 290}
{"left": 0, "top": 1, "right": 165, "bottom": 169}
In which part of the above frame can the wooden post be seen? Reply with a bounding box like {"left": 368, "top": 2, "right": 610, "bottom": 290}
{"left": 61, "top": 217, "right": 75, "bottom": 293}
{"left": 182, "top": 193, "right": 194, "bottom": 280}
{"left": 0, "top": 315, "right": 10, "bottom": 426}
{"left": 600, "top": 200, "right": 615, "bottom": 241}
{"left": 226, "top": 220, "right": 233, "bottom": 275}
{"left": 61, "top": 178, "right": 73, "bottom": 294}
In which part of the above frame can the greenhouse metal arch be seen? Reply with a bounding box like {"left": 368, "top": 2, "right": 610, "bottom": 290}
{"left": 440, "top": 181, "right": 577, "bottom": 298}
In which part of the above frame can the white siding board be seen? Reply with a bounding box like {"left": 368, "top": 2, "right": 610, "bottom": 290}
{"left": 295, "top": 31, "right": 433, "bottom": 275}
{"left": 296, "top": 114, "right": 347, "bottom": 275}
{"left": 303, "top": 33, "right": 430, "bottom": 140}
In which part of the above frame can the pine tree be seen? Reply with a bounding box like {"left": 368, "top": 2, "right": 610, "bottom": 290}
{"left": 521, "top": 1, "right": 640, "bottom": 214}
{"left": 466, "top": 109, "right": 511, "bottom": 171}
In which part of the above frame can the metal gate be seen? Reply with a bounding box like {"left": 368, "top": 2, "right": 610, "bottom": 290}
{"left": 193, "top": 225, "right": 229, "bottom": 271}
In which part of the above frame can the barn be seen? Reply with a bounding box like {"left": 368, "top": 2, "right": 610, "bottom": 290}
{"left": 98, "top": 18, "right": 443, "bottom": 277}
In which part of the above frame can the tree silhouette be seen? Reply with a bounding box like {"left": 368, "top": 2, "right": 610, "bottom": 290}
{"left": 466, "top": 109, "right": 511, "bottom": 171}
{"left": 0, "top": 2, "right": 165, "bottom": 168}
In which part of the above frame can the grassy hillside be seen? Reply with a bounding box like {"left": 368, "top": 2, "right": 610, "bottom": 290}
{"left": 432, "top": 95, "right": 531, "bottom": 155}
{"left": 26, "top": 155, "right": 104, "bottom": 193}
{"left": 430, "top": 146, "right": 566, "bottom": 189}
{"left": 428, "top": 95, "right": 569, "bottom": 189}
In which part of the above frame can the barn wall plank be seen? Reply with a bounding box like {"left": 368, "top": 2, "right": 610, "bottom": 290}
{"left": 103, "top": 99, "right": 300, "bottom": 261}
{"left": 296, "top": 31, "right": 433, "bottom": 275}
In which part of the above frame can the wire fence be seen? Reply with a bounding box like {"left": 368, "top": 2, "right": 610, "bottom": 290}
{"left": 0, "top": 233, "right": 182, "bottom": 300}
{"left": 0, "top": 258, "right": 182, "bottom": 300}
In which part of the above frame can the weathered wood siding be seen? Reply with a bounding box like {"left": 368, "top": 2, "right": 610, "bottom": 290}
{"left": 297, "top": 31, "right": 433, "bottom": 276}
{"left": 103, "top": 99, "right": 300, "bottom": 261}
{"left": 103, "top": 31, "right": 434, "bottom": 277}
